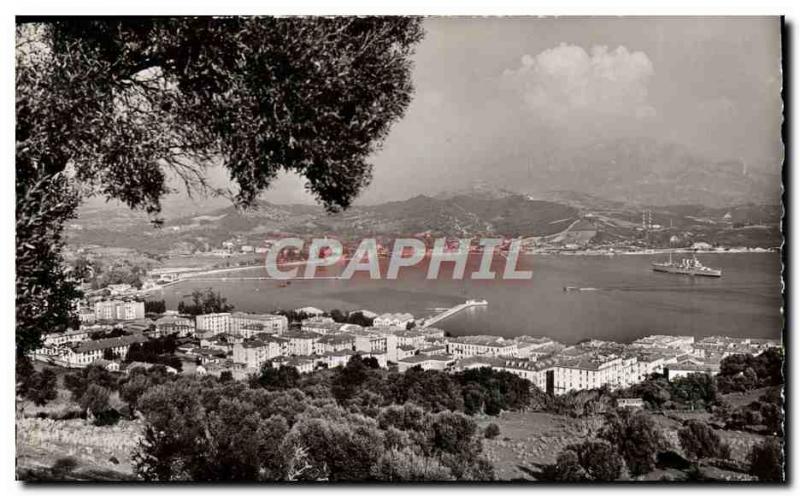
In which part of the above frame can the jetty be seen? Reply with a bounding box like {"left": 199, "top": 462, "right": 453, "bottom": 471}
{"left": 421, "top": 299, "right": 488, "bottom": 328}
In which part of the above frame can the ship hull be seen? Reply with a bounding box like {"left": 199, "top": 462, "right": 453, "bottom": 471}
{"left": 652, "top": 264, "right": 721, "bottom": 277}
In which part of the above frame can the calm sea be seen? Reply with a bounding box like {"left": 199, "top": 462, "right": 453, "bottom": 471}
{"left": 157, "top": 253, "right": 783, "bottom": 345}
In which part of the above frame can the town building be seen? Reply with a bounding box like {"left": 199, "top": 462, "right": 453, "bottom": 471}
{"left": 230, "top": 312, "right": 288, "bottom": 336}
{"left": 195, "top": 312, "right": 232, "bottom": 335}
{"left": 301, "top": 317, "right": 342, "bottom": 335}
{"left": 446, "top": 335, "right": 519, "bottom": 359}
{"left": 313, "top": 334, "right": 356, "bottom": 355}
{"left": 283, "top": 331, "right": 322, "bottom": 356}
{"left": 354, "top": 331, "right": 398, "bottom": 362}
{"left": 233, "top": 336, "right": 288, "bottom": 369}
{"left": 271, "top": 355, "right": 316, "bottom": 374}
{"left": 57, "top": 335, "right": 149, "bottom": 368}
{"left": 42, "top": 328, "right": 91, "bottom": 346}
{"left": 154, "top": 315, "right": 195, "bottom": 338}
{"left": 94, "top": 300, "right": 145, "bottom": 321}
{"left": 373, "top": 312, "right": 415, "bottom": 328}
{"left": 397, "top": 354, "right": 454, "bottom": 373}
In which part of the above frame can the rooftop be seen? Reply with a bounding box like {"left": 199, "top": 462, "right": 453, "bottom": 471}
{"left": 74, "top": 335, "right": 148, "bottom": 353}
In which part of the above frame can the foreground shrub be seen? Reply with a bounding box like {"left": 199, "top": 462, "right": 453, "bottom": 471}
{"left": 599, "top": 409, "right": 667, "bottom": 476}
{"left": 484, "top": 423, "right": 500, "bottom": 439}
{"left": 678, "top": 420, "right": 731, "bottom": 460}
{"left": 747, "top": 437, "right": 784, "bottom": 482}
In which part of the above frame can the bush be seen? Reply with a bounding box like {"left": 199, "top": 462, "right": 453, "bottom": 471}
{"left": 550, "top": 441, "right": 624, "bottom": 481}
{"left": 599, "top": 409, "right": 667, "bottom": 476}
{"left": 678, "top": 420, "right": 731, "bottom": 460}
{"left": 80, "top": 384, "right": 111, "bottom": 417}
{"left": 747, "top": 437, "right": 784, "bottom": 482}
{"left": 51, "top": 457, "right": 78, "bottom": 477}
{"left": 24, "top": 368, "right": 58, "bottom": 406}
{"left": 484, "top": 423, "right": 500, "bottom": 439}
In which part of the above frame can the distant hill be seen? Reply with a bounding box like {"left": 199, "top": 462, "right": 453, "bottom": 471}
{"left": 501, "top": 138, "right": 781, "bottom": 208}
{"left": 66, "top": 193, "right": 580, "bottom": 252}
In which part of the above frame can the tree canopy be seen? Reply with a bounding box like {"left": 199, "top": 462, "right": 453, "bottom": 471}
{"left": 16, "top": 17, "right": 424, "bottom": 355}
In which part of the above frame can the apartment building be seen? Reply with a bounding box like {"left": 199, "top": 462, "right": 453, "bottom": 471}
{"left": 94, "top": 300, "right": 145, "bottom": 321}
{"left": 547, "top": 353, "right": 638, "bottom": 395}
{"left": 283, "top": 331, "right": 321, "bottom": 356}
{"left": 354, "top": 332, "right": 398, "bottom": 362}
{"left": 154, "top": 315, "right": 195, "bottom": 338}
{"left": 230, "top": 312, "right": 288, "bottom": 336}
{"left": 313, "top": 334, "right": 356, "bottom": 355}
{"left": 195, "top": 313, "right": 232, "bottom": 335}
{"left": 232, "top": 336, "right": 288, "bottom": 369}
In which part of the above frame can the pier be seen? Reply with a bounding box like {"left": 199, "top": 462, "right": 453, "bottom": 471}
{"left": 421, "top": 299, "right": 488, "bottom": 328}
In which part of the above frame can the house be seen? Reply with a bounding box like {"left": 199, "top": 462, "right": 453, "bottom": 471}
{"left": 397, "top": 354, "right": 454, "bottom": 373}
{"left": 78, "top": 307, "right": 96, "bottom": 324}
{"left": 194, "top": 347, "right": 227, "bottom": 365}
{"left": 394, "top": 330, "right": 428, "bottom": 349}
{"left": 107, "top": 283, "right": 133, "bottom": 296}
{"left": 321, "top": 349, "right": 359, "bottom": 369}
{"left": 125, "top": 361, "right": 178, "bottom": 375}
{"left": 91, "top": 358, "right": 120, "bottom": 372}
{"left": 294, "top": 306, "right": 325, "bottom": 317}
{"left": 373, "top": 312, "right": 414, "bottom": 328}
{"left": 354, "top": 331, "right": 398, "bottom": 362}
{"left": 301, "top": 317, "right": 341, "bottom": 335}
{"left": 396, "top": 345, "right": 417, "bottom": 361}
{"left": 271, "top": 355, "right": 315, "bottom": 374}
{"left": 665, "top": 361, "right": 721, "bottom": 381}
{"left": 617, "top": 398, "right": 645, "bottom": 409}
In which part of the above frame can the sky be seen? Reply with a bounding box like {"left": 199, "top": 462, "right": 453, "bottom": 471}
{"left": 173, "top": 17, "right": 785, "bottom": 207}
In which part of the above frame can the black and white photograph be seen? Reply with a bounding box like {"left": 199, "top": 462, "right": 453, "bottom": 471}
{"left": 12, "top": 8, "right": 789, "bottom": 485}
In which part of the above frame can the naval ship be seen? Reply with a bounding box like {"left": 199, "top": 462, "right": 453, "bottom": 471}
{"left": 652, "top": 252, "right": 722, "bottom": 277}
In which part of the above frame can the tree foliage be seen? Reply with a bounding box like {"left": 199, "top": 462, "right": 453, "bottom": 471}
{"left": 16, "top": 17, "right": 423, "bottom": 356}
{"left": 599, "top": 409, "right": 667, "bottom": 476}
{"left": 677, "top": 420, "right": 731, "bottom": 460}
{"left": 549, "top": 440, "right": 624, "bottom": 481}
{"left": 177, "top": 288, "right": 234, "bottom": 316}
{"left": 132, "top": 375, "right": 494, "bottom": 481}
{"left": 747, "top": 437, "right": 784, "bottom": 482}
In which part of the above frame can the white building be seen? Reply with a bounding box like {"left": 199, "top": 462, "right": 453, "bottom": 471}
{"left": 446, "top": 335, "right": 519, "bottom": 359}
{"left": 195, "top": 313, "right": 232, "bottom": 335}
{"left": 230, "top": 312, "right": 288, "bottom": 336}
{"left": 154, "top": 315, "right": 195, "bottom": 338}
{"left": 233, "top": 337, "right": 288, "bottom": 369}
{"left": 397, "top": 354, "right": 454, "bottom": 373}
{"left": 43, "top": 328, "right": 90, "bottom": 346}
{"left": 94, "top": 300, "right": 145, "bottom": 321}
{"left": 354, "top": 332, "right": 398, "bottom": 362}
{"left": 283, "top": 331, "right": 321, "bottom": 356}
{"left": 373, "top": 313, "right": 414, "bottom": 328}
{"left": 56, "top": 335, "right": 148, "bottom": 368}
